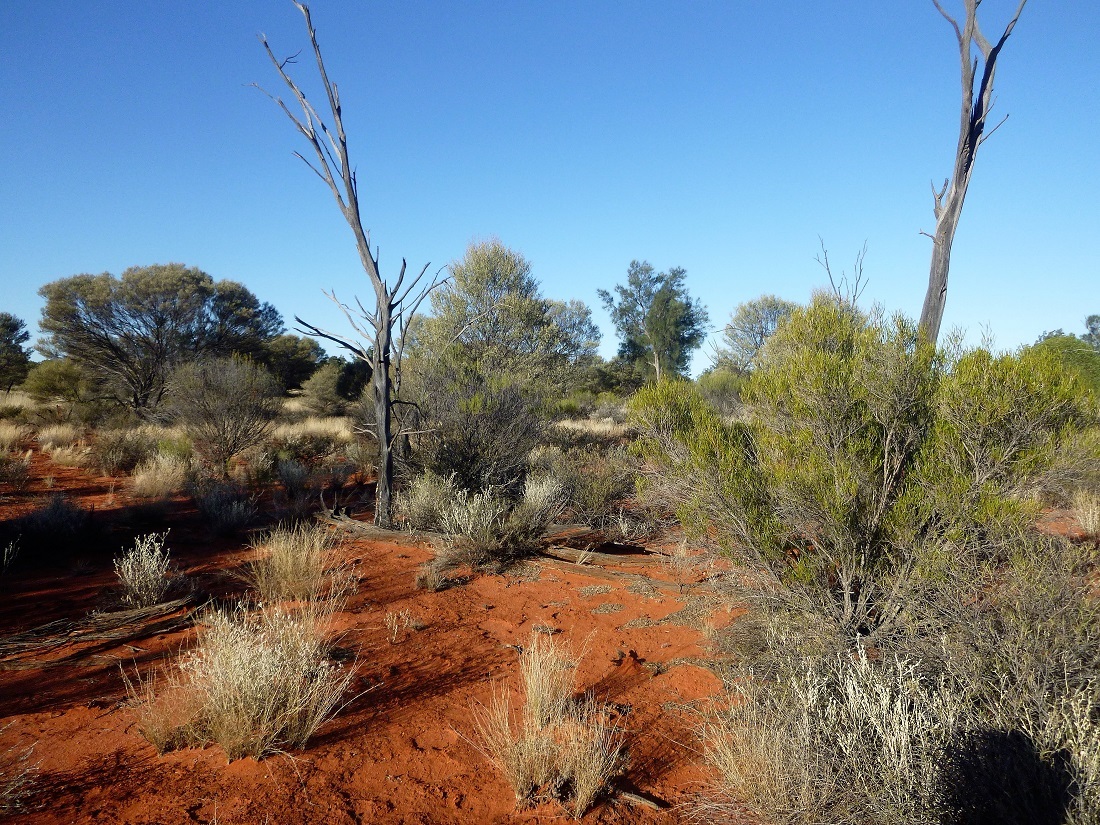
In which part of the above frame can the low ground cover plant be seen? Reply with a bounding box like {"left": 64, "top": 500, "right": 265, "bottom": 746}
{"left": 405, "top": 472, "right": 565, "bottom": 587}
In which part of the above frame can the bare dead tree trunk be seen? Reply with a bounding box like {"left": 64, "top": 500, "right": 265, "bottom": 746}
{"left": 919, "top": 0, "right": 1027, "bottom": 344}
{"left": 256, "top": 2, "right": 443, "bottom": 528}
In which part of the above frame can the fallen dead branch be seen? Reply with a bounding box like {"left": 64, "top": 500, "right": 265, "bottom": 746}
{"left": 0, "top": 594, "right": 197, "bottom": 669}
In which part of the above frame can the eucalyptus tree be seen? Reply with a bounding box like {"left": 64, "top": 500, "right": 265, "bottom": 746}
{"left": 37, "top": 264, "right": 282, "bottom": 414}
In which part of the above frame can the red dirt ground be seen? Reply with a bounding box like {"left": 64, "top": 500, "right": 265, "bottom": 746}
{"left": 0, "top": 451, "right": 740, "bottom": 824}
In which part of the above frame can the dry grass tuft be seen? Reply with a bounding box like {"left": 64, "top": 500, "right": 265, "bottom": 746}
{"left": 272, "top": 416, "right": 354, "bottom": 444}
{"left": 36, "top": 424, "right": 82, "bottom": 451}
{"left": 44, "top": 443, "right": 91, "bottom": 467}
{"left": 131, "top": 452, "right": 191, "bottom": 499}
{"left": 246, "top": 523, "right": 350, "bottom": 604}
{"left": 0, "top": 423, "right": 28, "bottom": 453}
{"left": 1072, "top": 490, "right": 1100, "bottom": 537}
{"left": 474, "top": 633, "right": 624, "bottom": 817}
{"left": 128, "top": 603, "right": 355, "bottom": 761}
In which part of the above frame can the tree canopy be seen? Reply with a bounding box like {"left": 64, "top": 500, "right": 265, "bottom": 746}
{"left": 598, "top": 260, "right": 708, "bottom": 381}
{"left": 411, "top": 239, "right": 600, "bottom": 392}
{"left": 259, "top": 333, "right": 326, "bottom": 391}
{"left": 38, "top": 263, "right": 283, "bottom": 413}
{"left": 714, "top": 294, "right": 799, "bottom": 373}
{"left": 0, "top": 312, "right": 32, "bottom": 392}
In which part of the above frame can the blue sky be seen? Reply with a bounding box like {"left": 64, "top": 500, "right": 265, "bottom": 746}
{"left": 2, "top": 1, "right": 1097, "bottom": 371}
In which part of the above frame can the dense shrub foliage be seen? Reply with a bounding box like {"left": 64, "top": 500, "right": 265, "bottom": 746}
{"left": 631, "top": 295, "right": 1100, "bottom": 822}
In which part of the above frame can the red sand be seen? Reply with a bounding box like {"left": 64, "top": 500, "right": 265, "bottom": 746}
{"left": 0, "top": 451, "right": 734, "bottom": 823}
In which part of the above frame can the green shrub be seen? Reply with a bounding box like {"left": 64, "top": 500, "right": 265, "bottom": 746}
{"left": 530, "top": 446, "right": 638, "bottom": 529}
{"left": 190, "top": 482, "right": 258, "bottom": 535}
{"left": 413, "top": 378, "right": 544, "bottom": 496}
{"left": 299, "top": 361, "right": 348, "bottom": 416}
{"left": 695, "top": 366, "right": 745, "bottom": 415}
{"left": 630, "top": 295, "right": 1096, "bottom": 645}
{"left": 163, "top": 357, "right": 281, "bottom": 478}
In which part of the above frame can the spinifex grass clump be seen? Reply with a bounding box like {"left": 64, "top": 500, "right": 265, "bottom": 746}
{"left": 130, "top": 452, "right": 191, "bottom": 499}
{"left": 128, "top": 603, "right": 355, "bottom": 761}
{"left": 474, "top": 633, "right": 625, "bottom": 818}
{"left": 246, "top": 523, "right": 349, "bottom": 603}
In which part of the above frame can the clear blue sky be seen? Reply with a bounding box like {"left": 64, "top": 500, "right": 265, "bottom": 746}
{"left": 2, "top": 2, "right": 1097, "bottom": 371}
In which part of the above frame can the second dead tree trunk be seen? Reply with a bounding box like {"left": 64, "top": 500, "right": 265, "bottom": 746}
{"left": 919, "top": 0, "right": 1027, "bottom": 344}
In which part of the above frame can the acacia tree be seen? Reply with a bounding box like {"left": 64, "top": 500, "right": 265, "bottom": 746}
{"left": 257, "top": 2, "right": 444, "bottom": 527}
{"left": 919, "top": 0, "right": 1028, "bottom": 343}
{"left": 37, "top": 265, "right": 282, "bottom": 414}
{"left": 412, "top": 239, "right": 600, "bottom": 392}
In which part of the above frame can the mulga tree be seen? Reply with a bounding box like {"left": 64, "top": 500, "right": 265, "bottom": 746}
{"left": 256, "top": 2, "right": 445, "bottom": 527}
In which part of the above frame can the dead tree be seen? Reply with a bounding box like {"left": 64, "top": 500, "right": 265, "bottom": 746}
{"left": 256, "top": 2, "right": 444, "bottom": 527}
{"left": 919, "top": 0, "right": 1027, "bottom": 343}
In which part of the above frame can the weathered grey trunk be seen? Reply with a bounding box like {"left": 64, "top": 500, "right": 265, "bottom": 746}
{"left": 919, "top": 169, "right": 968, "bottom": 344}
{"left": 260, "top": 2, "right": 441, "bottom": 529}
{"left": 920, "top": 0, "right": 1027, "bottom": 344}
{"left": 371, "top": 308, "right": 395, "bottom": 528}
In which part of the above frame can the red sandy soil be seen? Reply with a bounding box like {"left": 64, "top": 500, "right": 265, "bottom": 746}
{"left": 0, "top": 450, "right": 742, "bottom": 824}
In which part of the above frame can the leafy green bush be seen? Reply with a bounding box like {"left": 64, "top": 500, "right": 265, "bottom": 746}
{"left": 695, "top": 366, "right": 745, "bottom": 415}
{"left": 163, "top": 357, "right": 281, "bottom": 478}
{"left": 413, "top": 377, "right": 544, "bottom": 496}
{"left": 631, "top": 295, "right": 1100, "bottom": 822}
{"left": 631, "top": 295, "right": 1096, "bottom": 645}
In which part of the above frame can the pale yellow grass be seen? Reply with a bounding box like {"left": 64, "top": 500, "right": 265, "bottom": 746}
{"left": 131, "top": 453, "right": 191, "bottom": 498}
{"left": 126, "top": 603, "right": 355, "bottom": 760}
{"left": 0, "top": 390, "right": 34, "bottom": 410}
{"left": 554, "top": 418, "right": 628, "bottom": 440}
{"left": 272, "top": 416, "right": 354, "bottom": 444}
{"left": 1073, "top": 490, "right": 1100, "bottom": 536}
{"left": 473, "top": 633, "right": 623, "bottom": 817}
{"left": 44, "top": 444, "right": 91, "bottom": 467}
{"left": 0, "top": 424, "right": 28, "bottom": 453}
{"left": 36, "top": 424, "right": 82, "bottom": 451}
